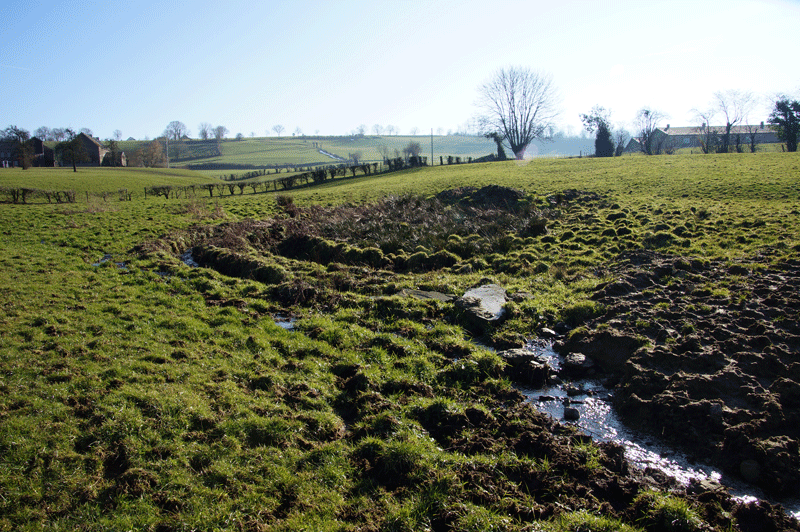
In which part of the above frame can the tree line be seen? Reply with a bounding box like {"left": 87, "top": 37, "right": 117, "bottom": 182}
{"left": 475, "top": 66, "right": 800, "bottom": 159}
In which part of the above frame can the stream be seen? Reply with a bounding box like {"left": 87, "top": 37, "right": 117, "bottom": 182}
{"left": 517, "top": 342, "right": 800, "bottom": 518}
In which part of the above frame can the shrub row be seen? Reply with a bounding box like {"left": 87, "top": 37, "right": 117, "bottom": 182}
{"left": 145, "top": 152, "right": 491, "bottom": 200}
{"left": 0, "top": 186, "right": 76, "bottom": 204}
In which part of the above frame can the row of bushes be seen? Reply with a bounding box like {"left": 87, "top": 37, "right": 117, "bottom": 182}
{"left": 0, "top": 186, "right": 77, "bottom": 204}
{"left": 144, "top": 162, "right": 386, "bottom": 199}
{"left": 144, "top": 152, "right": 485, "bottom": 200}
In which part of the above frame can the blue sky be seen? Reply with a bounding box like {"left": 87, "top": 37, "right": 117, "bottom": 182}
{"left": 2, "top": 0, "right": 798, "bottom": 140}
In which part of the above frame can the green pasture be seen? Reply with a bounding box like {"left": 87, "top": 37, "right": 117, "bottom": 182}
{"left": 111, "top": 134, "right": 497, "bottom": 171}
{"left": 0, "top": 166, "right": 216, "bottom": 195}
{"left": 1, "top": 152, "right": 798, "bottom": 530}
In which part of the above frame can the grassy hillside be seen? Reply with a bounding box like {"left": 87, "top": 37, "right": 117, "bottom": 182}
{"left": 113, "top": 135, "right": 499, "bottom": 171}
{"left": 1, "top": 153, "right": 799, "bottom": 531}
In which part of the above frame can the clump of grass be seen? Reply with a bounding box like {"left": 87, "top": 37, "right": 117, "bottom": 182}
{"left": 560, "top": 300, "right": 604, "bottom": 327}
{"left": 543, "top": 510, "right": 642, "bottom": 532}
{"left": 634, "top": 491, "right": 706, "bottom": 531}
{"left": 574, "top": 440, "right": 602, "bottom": 471}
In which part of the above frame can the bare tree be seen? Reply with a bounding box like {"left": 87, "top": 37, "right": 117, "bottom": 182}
{"left": 389, "top": 125, "right": 398, "bottom": 135}
{"left": 477, "top": 66, "right": 560, "bottom": 159}
{"left": 213, "top": 125, "right": 229, "bottom": 140}
{"left": 403, "top": 141, "right": 422, "bottom": 160}
{"left": 385, "top": 125, "right": 396, "bottom": 136}
{"left": 356, "top": 124, "right": 366, "bottom": 136}
{"left": 140, "top": 139, "right": 166, "bottom": 167}
{"left": 377, "top": 144, "right": 389, "bottom": 161}
{"left": 34, "top": 126, "right": 51, "bottom": 140}
{"left": 714, "top": 90, "right": 754, "bottom": 153}
{"left": 349, "top": 150, "right": 363, "bottom": 164}
{"left": 80, "top": 128, "right": 94, "bottom": 137}
{"left": 272, "top": 124, "right": 285, "bottom": 136}
{"left": 692, "top": 108, "right": 718, "bottom": 154}
{"left": 410, "top": 126, "right": 419, "bottom": 136}
{"left": 113, "top": 129, "right": 122, "bottom": 141}
{"left": 51, "top": 128, "right": 67, "bottom": 142}
{"left": 436, "top": 127, "right": 444, "bottom": 136}
{"left": 293, "top": 127, "right": 303, "bottom": 137}
{"left": 743, "top": 123, "right": 760, "bottom": 153}
{"left": 634, "top": 107, "right": 667, "bottom": 155}
{"left": 372, "top": 124, "right": 384, "bottom": 136}
{"left": 165, "top": 121, "right": 189, "bottom": 140}
{"left": 614, "top": 127, "right": 630, "bottom": 156}
{"left": 198, "top": 123, "right": 212, "bottom": 140}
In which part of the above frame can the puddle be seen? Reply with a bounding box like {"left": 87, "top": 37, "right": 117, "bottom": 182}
{"left": 92, "top": 254, "right": 113, "bottom": 266}
{"left": 519, "top": 342, "right": 800, "bottom": 518}
{"left": 274, "top": 315, "right": 296, "bottom": 330}
{"left": 92, "top": 254, "right": 127, "bottom": 269}
{"left": 181, "top": 249, "right": 199, "bottom": 267}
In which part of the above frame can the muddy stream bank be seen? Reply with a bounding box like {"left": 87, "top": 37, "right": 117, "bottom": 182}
{"left": 497, "top": 249, "right": 800, "bottom": 519}
{"left": 514, "top": 341, "right": 800, "bottom": 518}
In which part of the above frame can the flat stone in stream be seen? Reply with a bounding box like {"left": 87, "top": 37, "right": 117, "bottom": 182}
{"left": 455, "top": 283, "right": 508, "bottom": 334}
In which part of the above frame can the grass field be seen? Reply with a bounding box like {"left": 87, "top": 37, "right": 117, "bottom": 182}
{"left": 1, "top": 152, "right": 799, "bottom": 531}
{"left": 111, "top": 135, "right": 499, "bottom": 172}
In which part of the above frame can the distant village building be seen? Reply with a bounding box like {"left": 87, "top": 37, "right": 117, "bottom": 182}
{"left": 76, "top": 132, "right": 109, "bottom": 166}
{"left": 625, "top": 124, "right": 780, "bottom": 153}
{"left": 1, "top": 140, "right": 17, "bottom": 168}
{"left": 0, "top": 137, "right": 55, "bottom": 167}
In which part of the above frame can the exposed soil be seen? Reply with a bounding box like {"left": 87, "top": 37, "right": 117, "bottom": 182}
{"left": 558, "top": 250, "right": 800, "bottom": 498}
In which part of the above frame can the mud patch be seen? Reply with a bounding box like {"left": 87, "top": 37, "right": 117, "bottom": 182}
{"left": 557, "top": 251, "right": 800, "bottom": 497}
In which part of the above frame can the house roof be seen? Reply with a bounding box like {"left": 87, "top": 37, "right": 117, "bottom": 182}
{"left": 78, "top": 132, "right": 106, "bottom": 148}
{"left": 659, "top": 125, "right": 773, "bottom": 136}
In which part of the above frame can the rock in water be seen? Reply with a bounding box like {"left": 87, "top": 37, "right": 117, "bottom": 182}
{"left": 498, "top": 348, "right": 550, "bottom": 387}
{"left": 454, "top": 284, "right": 508, "bottom": 334}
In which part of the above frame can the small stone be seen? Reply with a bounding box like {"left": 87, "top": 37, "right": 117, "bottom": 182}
{"left": 564, "top": 407, "right": 580, "bottom": 421}
{"left": 540, "top": 327, "right": 559, "bottom": 338}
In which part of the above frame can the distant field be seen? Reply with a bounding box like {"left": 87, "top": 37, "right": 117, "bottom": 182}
{"left": 47, "top": 136, "right": 788, "bottom": 176}
{"left": 111, "top": 135, "right": 498, "bottom": 172}
{"left": 0, "top": 166, "right": 216, "bottom": 195}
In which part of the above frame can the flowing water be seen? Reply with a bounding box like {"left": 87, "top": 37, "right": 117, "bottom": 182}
{"left": 518, "top": 342, "right": 800, "bottom": 517}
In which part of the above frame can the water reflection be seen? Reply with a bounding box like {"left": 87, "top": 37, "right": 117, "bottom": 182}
{"left": 274, "top": 316, "right": 296, "bottom": 330}
{"left": 518, "top": 342, "right": 800, "bottom": 517}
